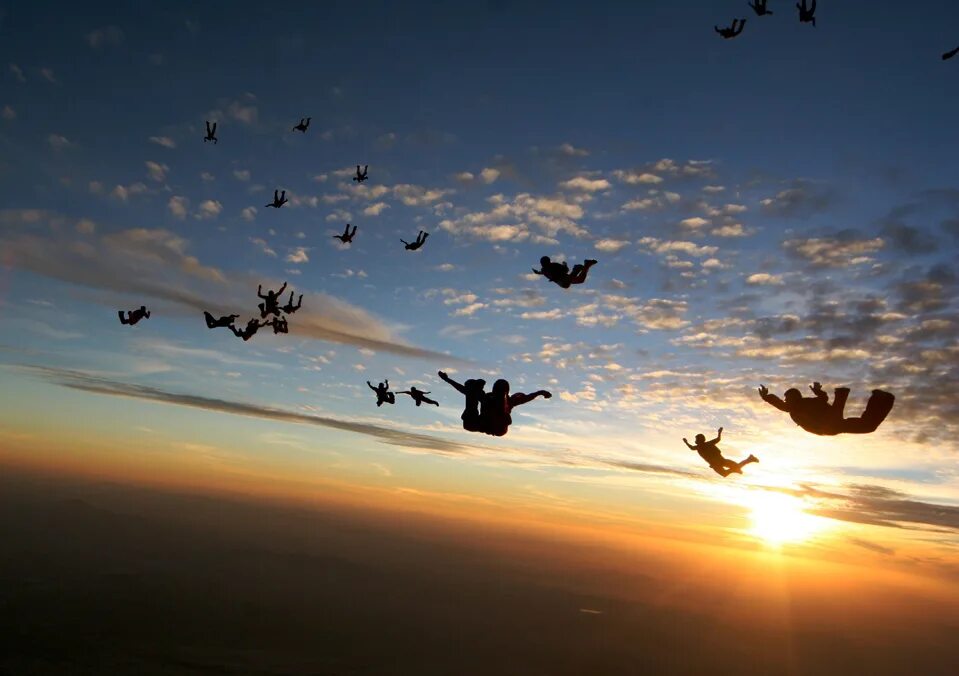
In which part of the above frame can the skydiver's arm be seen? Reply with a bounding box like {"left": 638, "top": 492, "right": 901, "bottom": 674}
{"left": 758, "top": 386, "right": 790, "bottom": 412}
{"left": 437, "top": 371, "right": 468, "bottom": 395}
{"left": 708, "top": 427, "right": 723, "bottom": 445}
{"left": 683, "top": 438, "right": 697, "bottom": 451}
{"left": 257, "top": 285, "right": 267, "bottom": 300}
{"left": 509, "top": 390, "right": 552, "bottom": 408}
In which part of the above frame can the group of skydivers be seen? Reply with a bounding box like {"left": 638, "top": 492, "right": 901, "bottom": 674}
{"left": 718, "top": 0, "right": 958, "bottom": 58}
{"left": 130, "top": 107, "right": 898, "bottom": 479}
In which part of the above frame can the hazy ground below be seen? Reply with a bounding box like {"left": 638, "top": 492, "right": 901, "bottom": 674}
{"left": 1, "top": 468, "right": 957, "bottom": 676}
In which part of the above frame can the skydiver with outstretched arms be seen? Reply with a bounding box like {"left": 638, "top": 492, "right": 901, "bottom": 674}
{"left": 257, "top": 282, "right": 288, "bottom": 319}
{"left": 333, "top": 223, "right": 357, "bottom": 244}
{"left": 367, "top": 379, "right": 395, "bottom": 407}
{"left": 203, "top": 311, "right": 240, "bottom": 330}
{"left": 683, "top": 427, "right": 758, "bottom": 477}
{"left": 479, "top": 379, "right": 552, "bottom": 437}
{"left": 398, "top": 386, "right": 440, "bottom": 407}
{"left": 230, "top": 318, "right": 266, "bottom": 342}
{"left": 281, "top": 293, "right": 302, "bottom": 315}
{"left": 758, "top": 382, "right": 895, "bottom": 435}
{"left": 118, "top": 305, "right": 151, "bottom": 326}
{"left": 438, "top": 371, "right": 486, "bottom": 432}
{"left": 715, "top": 19, "right": 746, "bottom": 39}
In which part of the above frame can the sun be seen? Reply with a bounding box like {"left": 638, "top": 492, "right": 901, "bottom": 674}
{"left": 747, "top": 492, "right": 829, "bottom": 546}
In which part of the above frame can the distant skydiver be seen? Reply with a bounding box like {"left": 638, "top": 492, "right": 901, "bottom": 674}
{"left": 203, "top": 311, "right": 240, "bottom": 329}
{"left": 438, "top": 371, "right": 487, "bottom": 432}
{"left": 118, "top": 305, "right": 151, "bottom": 325}
{"left": 683, "top": 427, "right": 759, "bottom": 477}
{"left": 280, "top": 293, "right": 303, "bottom": 315}
{"left": 748, "top": 0, "right": 773, "bottom": 16}
{"left": 398, "top": 386, "right": 440, "bottom": 407}
{"left": 333, "top": 223, "right": 358, "bottom": 244}
{"left": 401, "top": 230, "right": 429, "bottom": 251}
{"left": 532, "top": 256, "right": 597, "bottom": 289}
{"left": 716, "top": 19, "right": 747, "bottom": 38}
{"left": 230, "top": 318, "right": 267, "bottom": 342}
{"left": 352, "top": 165, "right": 369, "bottom": 183}
{"left": 257, "top": 282, "right": 288, "bottom": 319}
{"left": 292, "top": 117, "right": 311, "bottom": 133}
{"left": 265, "top": 189, "right": 288, "bottom": 208}
{"left": 797, "top": 0, "right": 816, "bottom": 27}
{"left": 368, "top": 380, "right": 396, "bottom": 407}
{"left": 203, "top": 120, "right": 217, "bottom": 144}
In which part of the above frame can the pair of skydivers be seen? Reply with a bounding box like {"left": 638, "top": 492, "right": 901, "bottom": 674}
{"left": 533, "top": 256, "right": 597, "bottom": 289}
{"left": 202, "top": 313, "right": 289, "bottom": 340}
{"left": 686, "top": 383, "right": 895, "bottom": 478}
{"left": 257, "top": 283, "right": 302, "bottom": 319}
{"left": 265, "top": 190, "right": 288, "bottom": 209}
{"left": 368, "top": 380, "right": 439, "bottom": 407}
{"left": 118, "top": 305, "right": 151, "bottom": 325}
{"left": 401, "top": 231, "right": 429, "bottom": 251}
{"left": 717, "top": 0, "right": 815, "bottom": 38}
{"left": 438, "top": 371, "right": 551, "bottom": 437}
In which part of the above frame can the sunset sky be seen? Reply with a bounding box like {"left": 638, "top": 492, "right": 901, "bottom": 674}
{"left": 2, "top": 0, "right": 959, "bottom": 601}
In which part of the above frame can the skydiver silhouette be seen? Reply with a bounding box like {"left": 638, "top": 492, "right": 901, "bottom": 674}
{"left": 401, "top": 230, "right": 429, "bottom": 251}
{"left": 478, "top": 379, "right": 552, "bottom": 437}
{"left": 203, "top": 311, "right": 240, "bottom": 329}
{"left": 367, "top": 379, "right": 396, "bottom": 407}
{"left": 797, "top": 0, "right": 816, "bottom": 26}
{"left": 118, "top": 305, "right": 151, "bottom": 326}
{"left": 438, "top": 371, "right": 487, "bottom": 432}
{"left": 715, "top": 19, "right": 747, "bottom": 39}
{"left": 230, "top": 317, "right": 266, "bottom": 342}
{"left": 265, "top": 189, "right": 288, "bottom": 208}
{"left": 943, "top": 46, "right": 959, "bottom": 61}
{"left": 532, "top": 256, "right": 597, "bottom": 289}
{"left": 203, "top": 121, "right": 217, "bottom": 144}
{"left": 257, "top": 282, "right": 288, "bottom": 319}
{"left": 683, "top": 427, "right": 758, "bottom": 478}
{"left": 267, "top": 317, "right": 289, "bottom": 334}
{"left": 749, "top": 0, "right": 773, "bottom": 16}
{"left": 758, "top": 382, "right": 895, "bottom": 436}
{"left": 292, "top": 117, "right": 311, "bottom": 133}
{"left": 333, "top": 223, "right": 357, "bottom": 244}
{"left": 398, "top": 386, "right": 440, "bottom": 407}
{"left": 352, "top": 165, "right": 369, "bottom": 183}
{"left": 281, "top": 292, "right": 302, "bottom": 315}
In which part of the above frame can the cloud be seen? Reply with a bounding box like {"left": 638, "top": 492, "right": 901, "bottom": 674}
{"left": 710, "top": 223, "right": 750, "bottom": 238}
{"left": 392, "top": 184, "right": 453, "bottom": 206}
{"left": 760, "top": 179, "right": 838, "bottom": 218}
{"left": 638, "top": 237, "right": 717, "bottom": 258}
{"left": 232, "top": 169, "right": 251, "bottom": 182}
{"left": 745, "top": 273, "right": 785, "bottom": 286}
{"left": 85, "top": 25, "right": 125, "bottom": 48}
{"left": 167, "top": 196, "right": 189, "bottom": 219}
{"left": 25, "top": 367, "right": 476, "bottom": 455}
{"left": 439, "top": 193, "right": 587, "bottom": 242}
{"left": 145, "top": 161, "right": 168, "bottom": 183}
{"left": 40, "top": 68, "right": 58, "bottom": 84}
{"left": 612, "top": 170, "right": 663, "bottom": 185}
{"left": 480, "top": 167, "right": 500, "bottom": 184}
{"left": 783, "top": 236, "right": 884, "bottom": 268}
{"left": 286, "top": 247, "right": 309, "bottom": 264}
{"left": 195, "top": 200, "right": 222, "bottom": 220}
{"left": 227, "top": 99, "right": 258, "bottom": 125}
{"left": 560, "top": 176, "right": 610, "bottom": 192}
{"left": 9, "top": 63, "right": 25, "bottom": 82}
{"left": 149, "top": 136, "right": 176, "bottom": 149}
{"left": 241, "top": 206, "right": 257, "bottom": 222}
{"left": 47, "top": 134, "right": 73, "bottom": 150}
{"left": 249, "top": 237, "right": 277, "bottom": 258}
{"left": 0, "top": 212, "right": 460, "bottom": 361}
{"left": 1, "top": 105, "right": 15, "bottom": 120}
{"left": 363, "top": 202, "right": 390, "bottom": 216}
{"left": 679, "top": 217, "right": 709, "bottom": 229}
{"left": 594, "top": 238, "right": 630, "bottom": 253}
{"left": 558, "top": 142, "right": 589, "bottom": 157}
{"left": 111, "top": 183, "right": 148, "bottom": 201}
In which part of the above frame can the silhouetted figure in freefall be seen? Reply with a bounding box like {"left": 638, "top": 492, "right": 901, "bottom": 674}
{"left": 797, "top": 0, "right": 816, "bottom": 26}
{"left": 683, "top": 427, "right": 758, "bottom": 478}
{"left": 281, "top": 292, "right": 302, "bottom": 315}
{"left": 438, "top": 371, "right": 487, "bottom": 432}
{"left": 352, "top": 165, "right": 369, "bottom": 183}
{"left": 265, "top": 189, "right": 288, "bottom": 208}
{"left": 401, "top": 230, "right": 429, "bottom": 251}
{"left": 398, "top": 386, "right": 440, "bottom": 407}
{"left": 257, "top": 282, "right": 288, "bottom": 319}
{"left": 368, "top": 380, "right": 395, "bottom": 407}
{"left": 533, "top": 256, "right": 597, "bottom": 289}
{"left": 758, "top": 382, "right": 895, "bottom": 436}
{"left": 333, "top": 223, "right": 357, "bottom": 244}
{"left": 203, "top": 121, "right": 217, "bottom": 144}
{"left": 203, "top": 311, "right": 240, "bottom": 330}
{"left": 943, "top": 46, "right": 959, "bottom": 61}
{"left": 716, "top": 19, "right": 746, "bottom": 39}
{"left": 267, "top": 317, "right": 289, "bottom": 334}
{"left": 230, "top": 318, "right": 266, "bottom": 342}
{"left": 292, "top": 117, "right": 311, "bottom": 133}
{"left": 118, "top": 305, "right": 151, "bottom": 325}
{"left": 749, "top": 0, "right": 773, "bottom": 16}
{"left": 478, "top": 379, "right": 552, "bottom": 437}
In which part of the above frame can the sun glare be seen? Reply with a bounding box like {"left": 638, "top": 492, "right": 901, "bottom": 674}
{"left": 747, "top": 493, "right": 829, "bottom": 546}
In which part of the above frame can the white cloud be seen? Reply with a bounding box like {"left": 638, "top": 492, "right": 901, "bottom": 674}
{"left": 112, "top": 182, "right": 148, "bottom": 201}
{"left": 363, "top": 202, "right": 390, "bottom": 216}
{"left": 453, "top": 303, "right": 487, "bottom": 317}
{"left": 520, "top": 309, "right": 564, "bottom": 320}
{"left": 241, "top": 206, "right": 257, "bottom": 222}
{"left": 195, "top": 199, "right": 222, "bottom": 220}
{"left": 455, "top": 171, "right": 475, "bottom": 182}
{"left": 250, "top": 238, "right": 277, "bottom": 258}
{"left": 227, "top": 99, "right": 258, "bottom": 125}
{"left": 47, "top": 134, "right": 73, "bottom": 150}
{"left": 558, "top": 142, "right": 589, "bottom": 157}
{"left": 480, "top": 167, "right": 500, "bottom": 184}
{"left": 392, "top": 184, "right": 453, "bottom": 206}
{"left": 76, "top": 218, "right": 96, "bottom": 235}
{"left": 746, "top": 273, "right": 785, "bottom": 285}
{"left": 561, "top": 176, "right": 611, "bottom": 192}
{"left": 149, "top": 136, "right": 176, "bottom": 149}
{"left": 711, "top": 223, "right": 749, "bottom": 237}
{"left": 594, "top": 238, "right": 630, "bottom": 253}
{"left": 612, "top": 170, "right": 662, "bottom": 185}
{"left": 145, "top": 161, "right": 168, "bottom": 183}
{"left": 286, "top": 247, "right": 309, "bottom": 264}
{"left": 167, "top": 196, "right": 189, "bottom": 219}
{"left": 638, "top": 237, "right": 717, "bottom": 257}
{"left": 233, "top": 169, "right": 251, "bottom": 182}
{"left": 679, "top": 217, "right": 710, "bottom": 229}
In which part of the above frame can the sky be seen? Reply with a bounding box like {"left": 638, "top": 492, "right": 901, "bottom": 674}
{"left": 1, "top": 0, "right": 959, "bottom": 592}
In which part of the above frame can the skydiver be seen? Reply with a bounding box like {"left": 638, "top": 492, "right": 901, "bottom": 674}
{"left": 532, "top": 256, "right": 597, "bottom": 289}
{"left": 265, "top": 189, "right": 288, "bottom": 208}
{"left": 230, "top": 317, "right": 266, "bottom": 342}
{"left": 797, "top": 0, "right": 816, "bottom": 27}
{"left": 203, "top": 120, "right": 217, "bottom": 144}
{"left": 352, "top": 165, "right": 369, "bottom": 183}
{"left": 281, "top": 293, "right": 302, "bottom": 315}
{"left": 257, "top": 282, "right": 288, "bottom": 319}
{"left": 401, "top": 230, "right": 429, "bottom": 251}
{"left": 118, "top": 305, "right": 151, "bottom": 325}
{"left": 398, "top": 386, "right": 440, "bottom": 407}
{"left": 683, "top": 427, "right": 759, "bottom": 478}
{"left": 203, "top": 311, "right": 240, "bottom": 329}
{"left": 438, "top": 371, "right": 487, "bottom": 432}
{"left": 715, "top": 19, "right": 747, "bottom": 39}
{"left": 748, "top": 0, "right": 773, "bottom": 16}
{"left": 367, "top": 379, "right": 396, "bottom": 407}
{"left": 478, "top": 379, "right": 552, "bottom": 437}
{"left": 292, "top": 117, "right": 311, "bottom": 133}
{"left": 758, "top": 382, "right": 896, "bottom": 436}
{"left": 333, "top": 223, "right": 357, "bottom": 244}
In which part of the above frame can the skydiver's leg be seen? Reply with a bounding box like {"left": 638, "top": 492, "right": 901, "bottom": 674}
{"left": 709, "top": 464, "right": 733, "bottom": 477}
{"left": 841, "top": 391, "right": 895, "bottom": 434}
{"left": 831, "top": 388, "right": 850, "bottom": 417}
{"left": 204, "top": 312, "right": 217, "bottom": 329}
{"left": 118, "top": 311, "right": 129, "bottom": 324}
{"left": 423, "top": 396, "right": 439, "bottom": 406}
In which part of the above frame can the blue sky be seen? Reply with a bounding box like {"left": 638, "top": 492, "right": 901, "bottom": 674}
{"left": 2, "top": 0, "right": 959, "bottom": 567}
